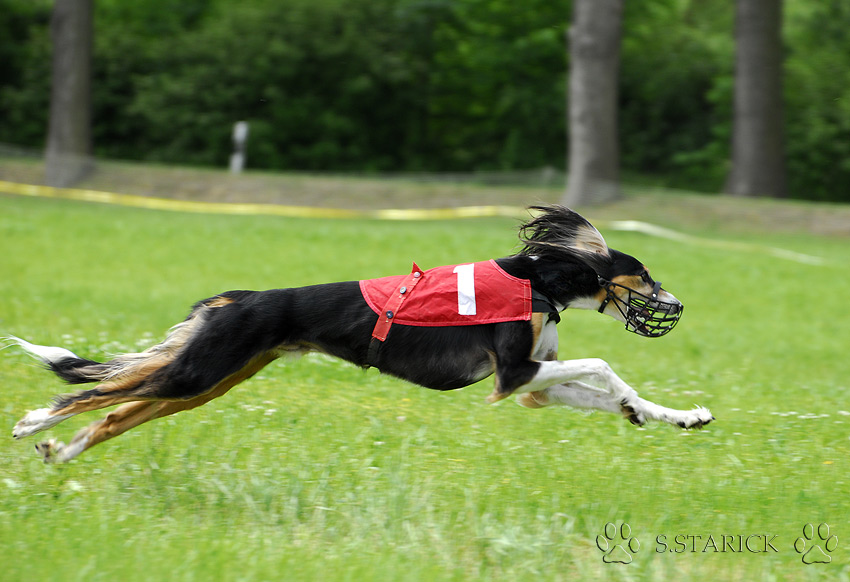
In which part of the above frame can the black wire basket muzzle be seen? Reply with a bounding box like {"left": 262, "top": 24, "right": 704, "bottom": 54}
{"left": 597, "top": 277, "right": 682, "bottom": 337}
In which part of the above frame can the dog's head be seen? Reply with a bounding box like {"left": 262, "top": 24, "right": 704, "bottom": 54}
{"left": 518, "top": 205, "right": 682, "bottom": 337}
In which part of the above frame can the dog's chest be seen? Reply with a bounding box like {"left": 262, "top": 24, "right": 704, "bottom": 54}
{"left": 359, "top": 260, "right": 532, "bottom": 328}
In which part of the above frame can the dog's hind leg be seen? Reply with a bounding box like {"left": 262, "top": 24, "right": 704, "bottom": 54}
{"left": 33, "top": 401, "right": 160, "bottom": 463}
{"left": 36, "top": 399, "right": 196, "bottom": 463}
{"left": 9, "top": 336, "right": 108, "bottom": 439}
{"left": 12, "top": 353, "right": 177, "bottom": 441}
{"left": 32, "top": 351, "right": 278, "bottom": 463}
{"left": 12, "top": 408, "right": 77, "bottom": 440}
{"left": 10, "top": 291, "right": 248, "bottom": 435}
{"left": 12, "top": 355, "right": 174, "bottom": 440}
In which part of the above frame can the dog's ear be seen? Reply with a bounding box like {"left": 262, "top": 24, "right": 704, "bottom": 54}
{"left": 570, "top": 221, "right": 609, "bottom": 257}
{"left": 519, "top": 206, "right": 610, "bottom": 259}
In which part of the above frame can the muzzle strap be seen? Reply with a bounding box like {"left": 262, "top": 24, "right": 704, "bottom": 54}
{"left": 650, "top": 280, "right": 661, "bottom": 300}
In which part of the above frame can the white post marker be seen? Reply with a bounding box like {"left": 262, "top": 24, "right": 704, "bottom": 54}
{"left": 229, "top": 121, "right": 249, "bottom": 174}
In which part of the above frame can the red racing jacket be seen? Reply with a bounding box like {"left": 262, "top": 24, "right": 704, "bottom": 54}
{"left": 360, "top": 260, "right": 533, "bottom": 342}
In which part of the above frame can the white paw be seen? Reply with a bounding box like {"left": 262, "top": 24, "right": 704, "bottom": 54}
{"left": 35, "top": 438, "right": 65, "bottom": 463}
{"left": 624, "top": 398, "right": 714, "bottom": 429}
{"left": 13, "top": 408, "right": 72, "bottom": 439}
{"left": 677, "top": 407, "right": 714, "bottom": 429}
{"left": 34, "top": 436, "right": 88, "bottom": 463}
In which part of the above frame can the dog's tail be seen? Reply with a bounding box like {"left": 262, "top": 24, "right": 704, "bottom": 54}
{"left": 6, "top": 336, "right": 112, "bottom": 383}
{"left": 6, "top": 297, "right": 222, "bottom": 388}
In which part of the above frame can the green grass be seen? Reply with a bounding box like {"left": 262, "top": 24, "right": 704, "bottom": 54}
{"left": 1, "top": 192, "right": 849, "bottom": 581}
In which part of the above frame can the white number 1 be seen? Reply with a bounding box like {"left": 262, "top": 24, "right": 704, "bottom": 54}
{"left": 453, "top": 264, "right": 477, "bottom": 316}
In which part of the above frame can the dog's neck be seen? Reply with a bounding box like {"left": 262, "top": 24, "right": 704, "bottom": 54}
{"left": 495, "top": 255, "right": 600, "bottom": 313}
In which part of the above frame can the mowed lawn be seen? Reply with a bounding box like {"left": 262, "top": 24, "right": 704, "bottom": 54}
{"left": 1, "top": 192, "right": 849, "bottom": 581}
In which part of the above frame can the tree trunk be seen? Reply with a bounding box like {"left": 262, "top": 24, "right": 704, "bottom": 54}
{"left": 725, "top": 0, "right": 787, "bottom": 198}
{"left": 563, "top": 0, "right": 624, "bottom": 207}
{"left": 45, "top": 0, "right": 93, "bottom": 188}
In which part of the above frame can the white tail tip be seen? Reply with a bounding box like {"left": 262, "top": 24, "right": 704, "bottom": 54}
{"left": 5, "top": 336, "right": 81, "bottom": 365}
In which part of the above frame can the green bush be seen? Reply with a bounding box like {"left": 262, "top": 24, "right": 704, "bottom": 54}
{"left": 1, "top": 0, "right": 849, "bottom": 200}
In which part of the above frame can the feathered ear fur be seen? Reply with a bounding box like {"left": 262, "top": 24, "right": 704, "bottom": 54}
{"left": 518, "top": 205, "right": 610, "bottom": 260}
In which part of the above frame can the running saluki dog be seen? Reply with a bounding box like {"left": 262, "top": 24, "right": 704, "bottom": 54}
{"left": 10, "top": 205, "right": 713, "bottom": 463}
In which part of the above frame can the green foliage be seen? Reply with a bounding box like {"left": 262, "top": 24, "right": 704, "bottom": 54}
{"left": 0, "top": 0, "right": 51, "bottom": 146}
{"left": 428, "top": 0, "right": 568, "bottom": 170}
{"left": 94, "top": 0, "right": 446, "bottom": 170}
{"left": 1, "top": 0, "right": 850, "bottom": 199}
{"left": 620, "top": 0, "right": 734, "bottom": 192}
{"left": 784, "top": 0, "right": 850, "bottom": 201}
{"left": 90, "top": 0, "right": 568, "bottom": 172}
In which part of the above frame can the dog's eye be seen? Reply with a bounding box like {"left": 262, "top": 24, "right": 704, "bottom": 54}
{"left": 640, "top": 271, "right": 652, "bottom": 284}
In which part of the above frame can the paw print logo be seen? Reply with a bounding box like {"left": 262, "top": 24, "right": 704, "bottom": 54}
{"left": 794, "top": 523, "right": 838, "bottom": 564}
{"left": 596, "top": 522, "right": 640, "bottom": 564}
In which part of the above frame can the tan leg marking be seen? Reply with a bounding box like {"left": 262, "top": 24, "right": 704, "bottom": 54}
{"left": 529, "top": 312, "right": 545, "bottom": 348}
{"left": 50, "top": 353, "right": 173, "bottom": 416}
{"left": 36, "top": 351, "right": 278, "bottom": 462}
{"left": 516, "top": 391, "right": 548, "bottom": 408}
{"left": 515, "top": 327, "right": 558, "bottom": 409}
{"left": 486, "top": 313, "right": 551, "bottom": 404}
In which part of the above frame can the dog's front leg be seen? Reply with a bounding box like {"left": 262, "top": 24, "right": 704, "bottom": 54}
{"left": 518, "top": 380, "right": 626, "bottom": 413}
{"left": 512, "top": 358, "right": 713, "bottom": 429}
{"left": 511, "top": 358, "right": 640, "bottom": 420}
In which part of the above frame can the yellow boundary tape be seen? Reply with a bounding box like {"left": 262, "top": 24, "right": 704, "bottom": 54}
{"left": 0, "top": 179, "right": 523, "bottom": 221}
{"left": 0, "top": 179, "right": 828, "bottom": 265}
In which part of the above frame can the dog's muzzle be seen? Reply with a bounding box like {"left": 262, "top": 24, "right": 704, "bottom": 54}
{"left": 597, "top": 277, "right": 682, "bottom": 337}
